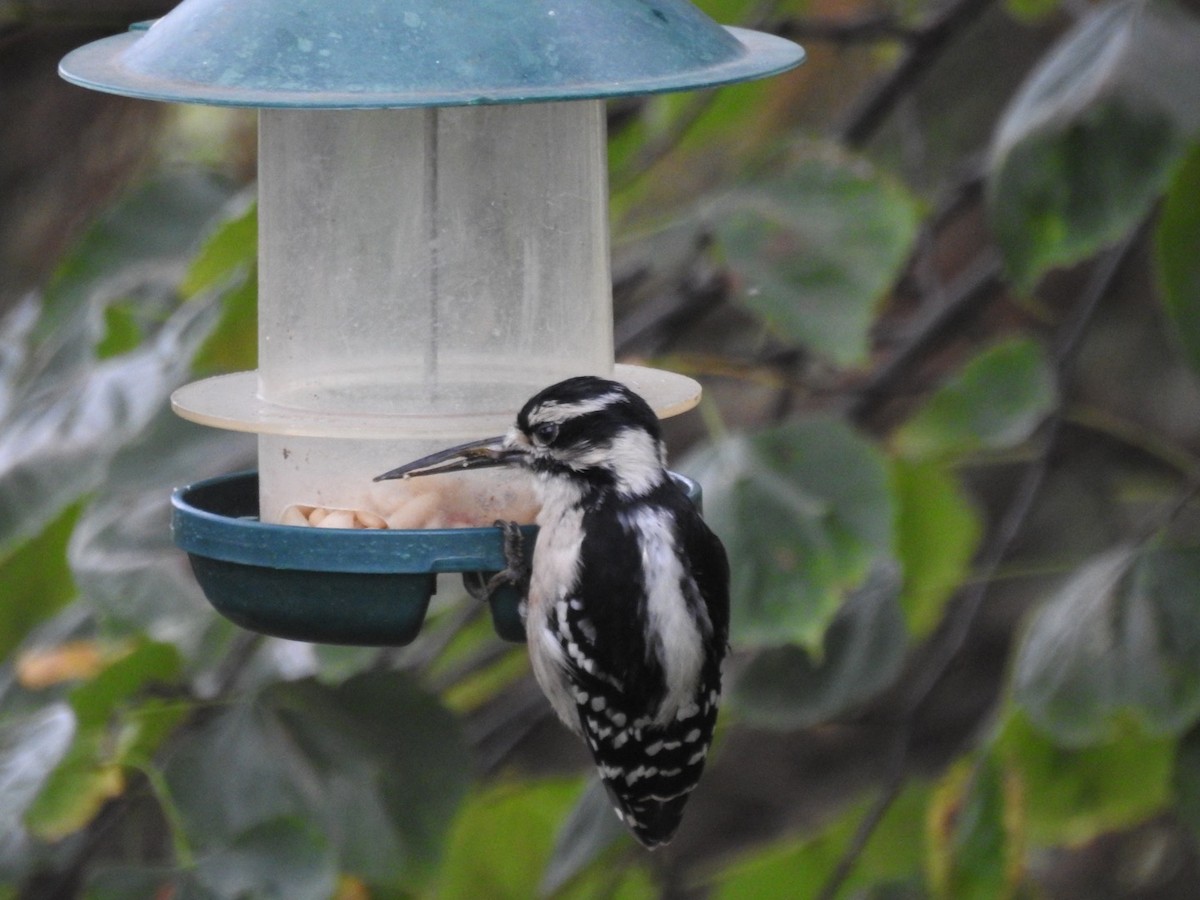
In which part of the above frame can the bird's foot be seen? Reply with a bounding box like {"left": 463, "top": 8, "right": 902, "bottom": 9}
{"left": 464, "top": 520, "right": 530, "bottom": 602}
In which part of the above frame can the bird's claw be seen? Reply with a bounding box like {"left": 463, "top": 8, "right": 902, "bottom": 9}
{"left": 464, "top": 520, "right": 530, "bottom": 602}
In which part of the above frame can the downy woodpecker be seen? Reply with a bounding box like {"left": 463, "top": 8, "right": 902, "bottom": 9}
{"left": 376, "top": 376, "right": 730, "bottom": 848}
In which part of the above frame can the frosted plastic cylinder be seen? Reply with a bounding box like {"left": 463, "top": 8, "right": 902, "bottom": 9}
{"left": 255, "top": 102, "right": 612, "bottom": 522}
{"left": 257, "top": 103, "right": 613, "bottom": 417}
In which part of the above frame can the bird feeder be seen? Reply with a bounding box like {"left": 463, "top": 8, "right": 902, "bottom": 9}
{"left": 60, "top": 0, "right": 803, "bottom": 646}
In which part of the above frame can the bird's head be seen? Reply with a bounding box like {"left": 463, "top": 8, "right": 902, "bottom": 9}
{"left": 375, "top": 376, "right": 667, "bottom": 498}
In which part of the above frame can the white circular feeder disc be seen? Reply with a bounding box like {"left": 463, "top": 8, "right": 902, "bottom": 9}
{"left": 171, "top": 364, "right": 701, "bottom": 440}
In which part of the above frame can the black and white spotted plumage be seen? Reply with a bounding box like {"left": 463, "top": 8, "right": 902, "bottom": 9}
{"left": 377, "top": 376, "right": 730, "bottom": 848}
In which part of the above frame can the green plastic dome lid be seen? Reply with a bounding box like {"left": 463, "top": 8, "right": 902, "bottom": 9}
{"left": 59, "top": 0, "right": 804, "bottom": 108}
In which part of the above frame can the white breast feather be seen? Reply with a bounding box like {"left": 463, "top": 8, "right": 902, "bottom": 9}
{"left": 526, "top": 474, "right": 587, "bottom": 732}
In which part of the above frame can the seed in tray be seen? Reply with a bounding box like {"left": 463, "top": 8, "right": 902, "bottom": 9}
{"left": 280, "top": 477, "right": 539, "bottom": 530}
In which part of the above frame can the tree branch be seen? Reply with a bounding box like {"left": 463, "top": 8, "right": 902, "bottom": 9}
{"left": 837, "top": 0, "right": 998, "bottom": 148}
{"left": 849, "top": 248, "right": 1004, "bottom": 426}
{"left": 816, "top": 228, "right": 1144, "bottom": 900}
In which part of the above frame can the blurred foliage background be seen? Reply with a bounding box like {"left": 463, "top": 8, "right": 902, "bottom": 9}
{"left": 4, "top": 0, "right": 1200, "bottom": 897}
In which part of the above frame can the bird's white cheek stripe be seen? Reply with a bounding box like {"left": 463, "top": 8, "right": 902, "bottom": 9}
{"left": 573, "top": 427, "right": 664, "bottom": 497}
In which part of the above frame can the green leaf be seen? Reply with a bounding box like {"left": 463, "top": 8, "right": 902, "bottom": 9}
{"left": 436, "top": 778, "right": 586, "bottom": 899}
{"left": 927, "top": 759, "right": 1024, "bottom": 900}
{"left": 115, "top": 699, "right": 190, "bottom": 768}
{"left": 23, "top": 733, "right": 124, "bottom": 841}
{"left": 185, "top": 200, "right": 259, "bottom": 375}
{"left": 997, "top": 708, "right": 1172, "bottom": 846}
{"left": 556, "top": 863, "right": 656, "bottom": 900}
{"left": 539, "top": 779, "right": 629, "bottom": 897}
{"left": 165, "top": 672, "right": 471, "bottom": 892}
{"left": 69, "top": 640, "right": 182, "bottom": 729}
{"left": 0, "top": 291, "right": 221, "bottom": 559}
{"left": 709, "top": 783, "right": 930, "bottom": 899}
{"left": 692, "top": 0, "right": 765, "bottom": 24}
{"left": 609, "top": 21, "right": 801, "bottom": 221}
{"left": 683, "top": 419, "right": 894, "bottom": 651}
{"left": 1004, "top": 0, "right": 1061, "bottom": 24}
{"left": 67, "top": 411, "right": 250, "bottom": 647}
{"left": 987, "top": 0, "right": 1200, "bottom": 288}
{"left": 441, "top": 641, "right": 529, "bottom": 714}
{"left": 191, "top": 273, "right": 257, "bottom": 374}
{"left": 538, "top": 783, "right": 663, "bottom": 898}
{"left": 1014, "top": 545, "right": 1200, "bottom": 746}
{"left": 893, "top": 338, "right": 1056, "bottom": 461}
{"left": 0, "top": 501, "right": 81, "bottom": 658}
{"left": 0, "top": 173, "right": 234, "bottom": 558}
{"left": 195, "top": 819, "right": 338, "bottom": 900}
{"left": 39, "top": 172, "right": 236, "bottom": 341}
{"left": 0, "top": 705, "right": 75, "bottom": 844}
{"left": 1156, "top": 142, "right": 1200, "bottom": 376}
{"left": 25, "top": 641, "right": 185, "bottom": 840}
{"left": 891, "top": 459, "right": 982, "bottom": 637}
{"left": 83, "top": 867, "right": 201, "bottom": 900}
{"left": 731, "top": 563, "right": 906, "bottom": 729}
{"left": 180, "top": 198, "right": 256, "bottom": 299}
{"left": 712, "top": 151, "right": 922, "bottom": 366}
{"left": 1173, "top": 723, "right": 1200, "bottom": 839}
{"left": 311, "top": 644, "right": 385, "bottom": 686}
{"left": 95, "top": 304, "right": 143, "bottom": 360}
{"left": 164, "top": 699, "right": 308, "bottom": 844}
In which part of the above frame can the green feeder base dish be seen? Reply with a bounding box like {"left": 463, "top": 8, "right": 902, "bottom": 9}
{"left": 171, "top": 470, "right": 700, "bottom": 646}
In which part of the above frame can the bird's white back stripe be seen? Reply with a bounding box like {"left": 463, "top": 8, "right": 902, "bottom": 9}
{"left": 620, "top": 506, "right": 706, "bottom": 724}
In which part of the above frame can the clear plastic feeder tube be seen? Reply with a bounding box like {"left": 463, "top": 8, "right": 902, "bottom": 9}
{"left": 257, "top": 102, "right": 613, "bottom": 419}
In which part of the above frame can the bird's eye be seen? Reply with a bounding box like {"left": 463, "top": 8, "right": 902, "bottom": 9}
{"left": 532, "top": 422, "right": 559, "bottom": 445}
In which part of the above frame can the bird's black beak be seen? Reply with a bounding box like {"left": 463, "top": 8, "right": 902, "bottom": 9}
{"left": 374, "top": 435, "right": 524, "bottom": 481}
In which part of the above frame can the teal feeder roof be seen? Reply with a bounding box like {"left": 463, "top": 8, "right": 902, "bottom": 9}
{"left": 59, "top": 0, "right": 804, "bottom": 108}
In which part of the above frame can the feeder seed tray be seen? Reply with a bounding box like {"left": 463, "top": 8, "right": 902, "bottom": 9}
{"left": 172, "top": 469, "right": 700, "bottom": 645}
